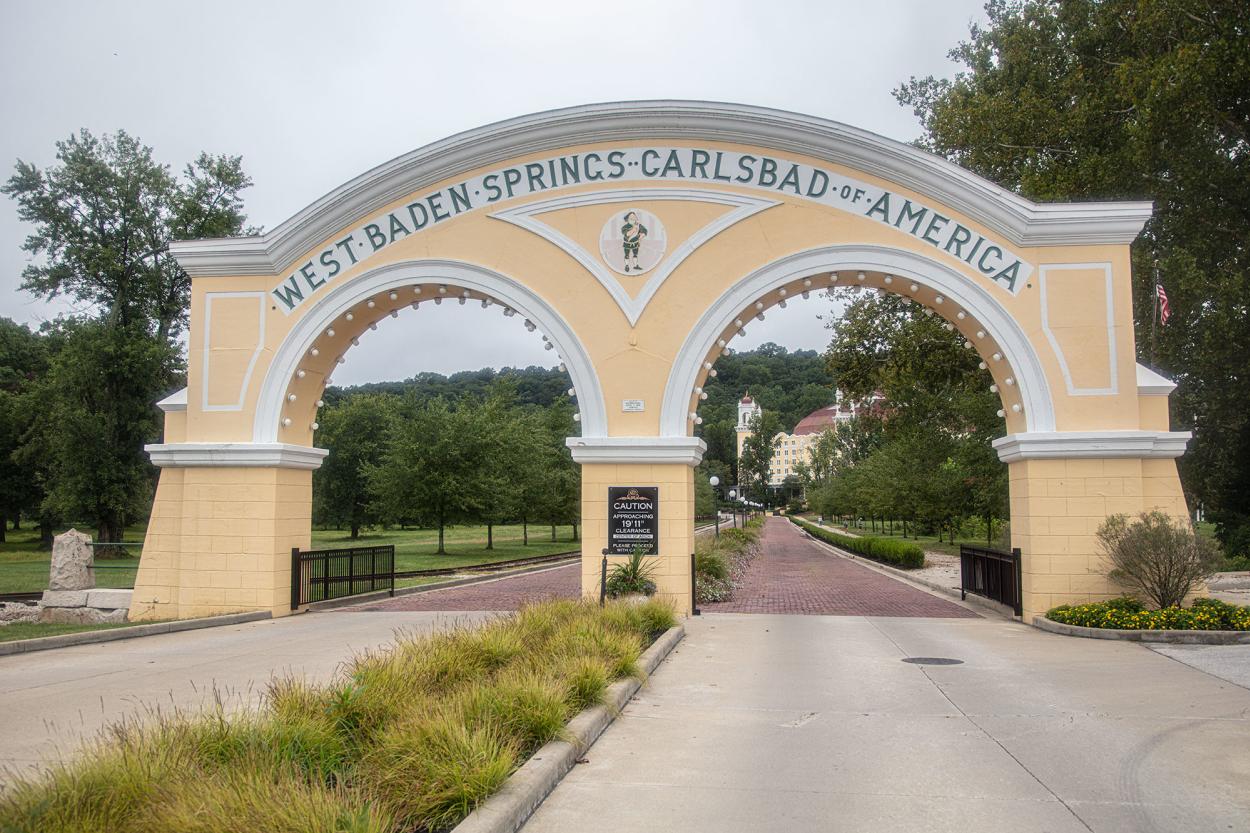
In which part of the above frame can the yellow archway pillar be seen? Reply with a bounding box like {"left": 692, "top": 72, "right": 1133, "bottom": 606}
{"left": 569, "top": 438, "right": 703, "bottom": 615}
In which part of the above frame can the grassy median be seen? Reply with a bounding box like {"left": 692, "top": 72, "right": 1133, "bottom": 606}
{"left": 0, "top": 598, "right": 676, "bottom": 832}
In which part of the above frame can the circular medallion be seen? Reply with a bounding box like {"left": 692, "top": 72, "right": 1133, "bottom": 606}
{"left": 599, "top": 207, "right": 667, "bottom": 276}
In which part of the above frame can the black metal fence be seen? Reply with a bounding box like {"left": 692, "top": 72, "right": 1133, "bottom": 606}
{"left": 291, "top": 545, "right": 395, "bottom": 609}
{"left": 959, "top": 544, "right": 1022, "bottom": 617}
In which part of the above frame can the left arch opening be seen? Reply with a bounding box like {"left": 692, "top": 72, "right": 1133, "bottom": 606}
{"left": 253, "top": 260, "right": 609, "bottom": 444}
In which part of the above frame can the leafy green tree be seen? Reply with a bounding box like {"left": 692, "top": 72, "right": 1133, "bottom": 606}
{"left": 313, "top": 394, "right": 397, "bottom": 538}
{"left": 4, "top": 130, "right": 252, "bottom": 340}
{"left": 3, "top": 129, "right": 253, "bottom": 541}
{"left": 895, "top": 0, "right": 1250, "bottom": 554}
{"left": 529, "top": 400, "right": 580, "bottom": 542}
{"left": 35, "top": 320, "right": 179, "bottom": 544}
{"left": 0, "top": 319, "right": 50, "bottom": 539}
{"left": 739, "top": 410, "right": 782, "bottom": 506}
{"left": 476, "top": 384, "right": 542, "bottom": 549}
{"left": 367, "top": 397, "right": 496, "bottom": 553}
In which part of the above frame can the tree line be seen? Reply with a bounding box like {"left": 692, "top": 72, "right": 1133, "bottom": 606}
{"left": 313, "top": 383, "right": 579, "bottom": 550}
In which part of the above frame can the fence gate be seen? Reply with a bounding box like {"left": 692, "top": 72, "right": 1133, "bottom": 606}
{"left": 291, "top": 545, "right": 396, "bottom": 609}
{"left": 959, "top": 545, "right": 1022, "bottom": 617}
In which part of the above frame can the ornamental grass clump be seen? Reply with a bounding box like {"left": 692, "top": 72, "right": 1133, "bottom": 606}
{"left": 604, "top": 547, "right": 658, "bottom": 598}
{"left": 1098, "top": 511, "right": 1222, "bottom": 609}
{"left": 0, "top": 598, "right": 677, "bottom": 833}
{"left": 1046, "top": 596, "right": 1250, "bottom": 631}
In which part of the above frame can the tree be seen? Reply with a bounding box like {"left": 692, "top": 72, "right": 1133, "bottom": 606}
{"left": 3, "top": 130, "right": 253, "bottom": 541}
{"left": 3, "top": 130, "right": 252, "bottom": 341}
{"left": 36, "top": 320, "right": 179, "bottom": 543}
{"left": 367, "top": 397, "right": 495, "bottom": 553}
{"left": 313, "top": 394, "right": 397, "bottom": 538}
{"left": 476, "top": 384, "right": 541, "bottom": 549}
{"left": 528, "top": 400, "right": 580, "bottom": 542}
{"left": 895, "top": 0, "right": 1250, "bottom": 555}
{"left": 739, "top": 410, "right": 782, "bottom": 506}
{"left": 0, "top": 319, "right": 50, "bottom": 540}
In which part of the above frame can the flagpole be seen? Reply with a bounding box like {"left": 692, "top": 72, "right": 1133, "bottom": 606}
{"left": 1151, "top": 261, "right": 1159, "bottom": 366}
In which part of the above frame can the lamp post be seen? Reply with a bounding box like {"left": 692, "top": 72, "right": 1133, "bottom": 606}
{"left": 728, "top": 489, "right": 737, "bottom": 528}
{"left": 709, "top": 476, "right": 721, "bottom": 538}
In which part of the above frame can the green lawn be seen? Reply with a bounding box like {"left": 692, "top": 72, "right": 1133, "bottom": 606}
{"left": 0, "top": 620, "right": 144, "bottom": 644}
{"left": 0, "top": 523, "right": 579, "bottom": 594}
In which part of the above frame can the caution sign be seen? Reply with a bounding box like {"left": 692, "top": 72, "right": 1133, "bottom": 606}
{"left": 607, "top": 486, "right": 659, "bottom": 555}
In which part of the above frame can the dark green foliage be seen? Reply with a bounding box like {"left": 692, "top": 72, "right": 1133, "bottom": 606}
{"left": 896, "top": 0, "right": 1250, "bottom": 556}
{"left": 811, "top": 292, "right": 1007, "bottom": 541}
{"left": 697, "top": 343, "right": 835, "bottom": 480}
{"left": 1047, "top": 597, "right": 1250, "bottom": 631}
{"left": 791, "top": 516, "right": 925, "bottom": 569}
{"left": 323, "top": 365, "right": 571, "bottom": 410}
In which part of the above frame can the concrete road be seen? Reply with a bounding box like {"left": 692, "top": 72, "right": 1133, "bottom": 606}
{"left": 523, "top": 614, "right": 1250, "bottom": 833}
{"left": 0, "top": 609, "right": 491, "bottom": 779}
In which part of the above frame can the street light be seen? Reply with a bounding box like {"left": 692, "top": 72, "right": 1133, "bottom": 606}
{"left": 728, "top": 489, "right": 737, "bottom": 528}
{"left": 709, "top": 476, "right": 721, "bottom": 538}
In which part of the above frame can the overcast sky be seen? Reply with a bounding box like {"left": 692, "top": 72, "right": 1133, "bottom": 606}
{"left": 1, "top": 0, "right": 987, "bottom": 385}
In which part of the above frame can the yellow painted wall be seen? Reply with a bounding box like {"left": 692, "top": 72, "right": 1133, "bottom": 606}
{"left": 135, "top": 124, "right": 1186, "bottom": 623}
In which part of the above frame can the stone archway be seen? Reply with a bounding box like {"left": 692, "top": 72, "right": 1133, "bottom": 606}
{"left": 132, "top": 101, "right": 1189, "bottom": 624}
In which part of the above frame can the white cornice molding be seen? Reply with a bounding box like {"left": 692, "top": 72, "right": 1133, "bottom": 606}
{"left": 1136, "top": 363, "right": 1177, "bottom": 396}
{"left": 170, "top": 101, "right": 1152, "bottom": 278}
{"left": 145, "top": 442, "right": 329, "bottom": 470}
{"left": 156, "top": 388, "right": 188, "bottom": 413}
{"left": 566, "top": 436, "right": 706, "bottom": 466}
{"left": 992, "top": 431, "right": 1190, "bottom": 463}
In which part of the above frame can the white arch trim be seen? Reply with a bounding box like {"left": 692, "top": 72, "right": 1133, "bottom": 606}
{"left": 169, "top": 101, "right": 1151, "bottom": 279}
{"left": 253, "top": 260, "right": 608, "bottom": 443}
{"left": 660, "top": 244, "right": 1057, "bottom": 437}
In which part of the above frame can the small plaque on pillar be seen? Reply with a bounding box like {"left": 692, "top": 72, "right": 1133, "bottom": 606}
{"left": 608, "top": 486, "right": 658, "bottom": 555}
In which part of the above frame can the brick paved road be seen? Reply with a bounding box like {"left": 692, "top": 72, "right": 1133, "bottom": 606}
{"left": 346, "top": 519, "right": 975, "bottom": 617}
{"left": 702, "top": 517, "right": 978, "bottom": 617}
{"left": 347, "top": 563, "right": 581, "bottom": 612}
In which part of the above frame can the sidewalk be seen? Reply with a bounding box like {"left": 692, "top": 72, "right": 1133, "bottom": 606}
{"left": 523, "top": 613, "right": 1250, "bottom": 832}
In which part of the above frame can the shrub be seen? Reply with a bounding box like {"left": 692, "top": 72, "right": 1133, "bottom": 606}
{"left": 1098, "top": 511, "right": 1222, "bottom": 609}
{"left": 789, "top": 517, "right": 925, "bottom": 569}
{"left": 1047, "top": 597, "right": 1250, "bottom": 631}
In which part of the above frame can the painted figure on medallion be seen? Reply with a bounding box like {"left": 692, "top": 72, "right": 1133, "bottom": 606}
{"left": 599, "top": 207, "right": 666, "bottom": 275}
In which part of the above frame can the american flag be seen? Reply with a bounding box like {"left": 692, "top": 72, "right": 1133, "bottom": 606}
{"left": 1156, "top": 283, "right": 1171, "bottom": 325}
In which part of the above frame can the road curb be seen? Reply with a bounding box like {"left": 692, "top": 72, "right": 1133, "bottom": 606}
{"left": 451, "top": 623, "right": 685, "bottom": 833}
{"left": 0, "top": 610, "right": 273, "bottom": 657}
{"left": 1032, "top": 614, "right": 1250, "bottom": 644}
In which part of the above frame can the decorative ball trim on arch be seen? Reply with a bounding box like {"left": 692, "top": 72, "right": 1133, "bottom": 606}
{"left": 252, "top": 260, "right": 608, "bottom": 443}
{"left": 661, "top": 244, "right": 1057, "bottom": 438}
